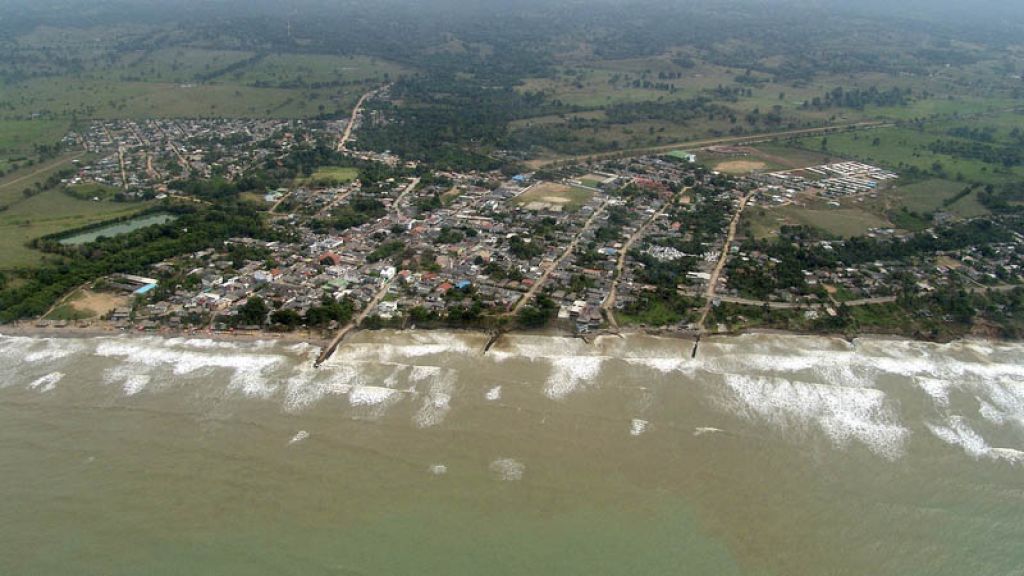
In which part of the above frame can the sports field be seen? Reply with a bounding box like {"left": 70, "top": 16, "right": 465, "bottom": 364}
{"left": 513, "top": 182, "right": 594, "bottom": 212}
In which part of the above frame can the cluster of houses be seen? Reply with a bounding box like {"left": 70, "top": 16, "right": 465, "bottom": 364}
{"left": 758, "top": 161, "right": 897, "bottom": 204}
{"left": 66, "top": 119, "right": 318, "bottom": 199}
{"left": 86, "top": 145, "right": 752, "bottom": 334}
{"left": 54, "top": 107, "right": 1021, "bottom": 338}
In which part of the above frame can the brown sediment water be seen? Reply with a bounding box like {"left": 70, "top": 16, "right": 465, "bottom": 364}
{"left": 1, "top": 330, "right": 1022, "bottom": 576}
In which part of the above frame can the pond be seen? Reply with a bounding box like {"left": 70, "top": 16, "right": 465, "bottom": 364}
{"left": 59, "top": 213, "right": 178, "bottom": 245}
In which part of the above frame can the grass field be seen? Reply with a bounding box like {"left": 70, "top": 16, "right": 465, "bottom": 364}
{"left": 297, "top": 166, "right": 360, "bottom": 187}
{"left": 0, "top": 153, "right": 86, "bottom": 208}
{"left": 0, "top": 187, "right": 151, "bottom": 270}
{"left": 0, "top": 119, "right": 69, "bottom": 159}
{"left": 230, "top": 54, "right": 405, "bottom": 88}
{"left": 745, "top": 203, "right": 892, "bottom": 239}
{"left": 65, "top": 182, "right": 121, "bottom": 201}
{"left": 886, "top": 179, "right": 989, "bottom": 219}
{"left": 513, "top": 182, "right": 594, "bottom": 211}
{"left": 789, "top": 125, "right": 1024, "bottom": 186}
{"left": 87, "top": 48, "right": 258, "bottom": 84}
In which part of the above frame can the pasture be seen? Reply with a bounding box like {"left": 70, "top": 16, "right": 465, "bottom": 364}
{"left": 0, "top": 186, "right": 151, "bottom": 270}
{"left": 744, "top": 203, "right": 892, "bottom": 239}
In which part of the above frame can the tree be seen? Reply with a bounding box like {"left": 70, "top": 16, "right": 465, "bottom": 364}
{"left": 237, "top": 296, "right": 269, "bottom": 326}
{"left": 271, "top": 309, "right": 303, "bottom": 328}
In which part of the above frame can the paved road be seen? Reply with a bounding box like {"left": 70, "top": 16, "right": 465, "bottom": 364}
{"left": 528, "top": 121, "right": 891, "bottom": 169}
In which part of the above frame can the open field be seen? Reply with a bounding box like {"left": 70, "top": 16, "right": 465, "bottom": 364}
{"left": 0, "top": 153, "right": 86, "bottom": 208}
{"left": 65, "top": 182, "right": 121, "bottom": 202}
{"left": 297, "top": 166, "right": 360, "bottom": 187}
{"left": 85, "top": 48, "right": 258, "bottom": 84}
{"left": 4, "top": 78, "right": 369, "bottom": 119}
{"left": 788, "top": 122, "right": 1024, "bottom": 186}
{"left": 44, "top": 288, "right": 129, "bottom": 321}
{"left": 230, "top": 54, "right": 406, "bottom": 88}
{"left": 886, "top": 179, "right": 989, "bottom": 219}
{"left": 513, "top": 182, "right": 593, "bottom": 212}
{"left": 744, "top": 203, "right": 892, "bottom": 239}
{"left": 714, "top": 160, "right": 767, "bottom": 174}
{"left": 0, "top": 188, "right": 151, "bottom": 270}
{"left": 748, "top": 143, "right": 836, "bottom": 169}
{"left": 0, "top": 119, "right": 69, "bottom": 160}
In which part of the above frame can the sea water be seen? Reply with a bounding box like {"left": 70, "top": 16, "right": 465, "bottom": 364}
{"left": 1, "top": 331, "right": 1022, "bottom": 575}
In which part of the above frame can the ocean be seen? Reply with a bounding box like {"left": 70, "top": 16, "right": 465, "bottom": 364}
{"left": 1, "top": 330, "right": 1022, "bottom": 575}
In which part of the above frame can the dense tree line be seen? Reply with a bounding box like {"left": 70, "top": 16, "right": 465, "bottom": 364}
{"left": 927, "top": 139, "right": 1022, "bottom": 167}
{"left": 803, "top": 86, "right": 910, "bottom": 110}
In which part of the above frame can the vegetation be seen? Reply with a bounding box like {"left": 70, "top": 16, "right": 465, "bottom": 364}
{"left": 0, "top": 202, "right": 273, "bottom": 322}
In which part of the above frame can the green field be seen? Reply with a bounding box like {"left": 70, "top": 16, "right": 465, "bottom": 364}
{"left": 789, "top": 122, "right": 1024, "bottom": 186}
{"left": 512, "top": 182, "right": 594, "bottom": 211}
{"left": 297, "top": 166, "right": 360, "bottom": 187}
{"left": 65, "top": 182, "right": 121, "bottom": 201}
{"left": 230, "top": 54, "right": 405, "bottom": 88}
{"left": 0, "top": 153, "right": 85, "bottom": 208}
{"left": 0, "top": 186, "right": 151, "bottom": 270}
{"left": 0, "top": 119, "right": 69, "bottom": 159}
{"left": 887, "top": 179, "right": 989, "bottom": 219}
{"left": 749, "top": 204, "right": 892, "bottom": 239}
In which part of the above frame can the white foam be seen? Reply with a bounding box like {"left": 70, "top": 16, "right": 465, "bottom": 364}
{"left": 694, "top": 427, "right": 723, "bottom": 436}
{"left": 485, "top": 385, "right": 502, "bottom": 401}
{"left": 28, "top": 372, "right": 63, "bottom": 392}
{"left": 489, "top": 458, "right": 525, "bottom": 481}
{"left": 348, "top": 385, "right": 398, "bottom": 406}
{"left": 94, "top": 338, "right": 284, "bottom": 399}
{"left": 409, "top": 365, "right": 442, "bottom": 382}
{"left": 283, "top": 363, "right": 358, "bottom": 412}
{"left": 630, "top": 418, "right": 649, "bottom": 437}
{"left": 978, "top": 399, "right": 1006, "bottom": 425}
{"left": 288, "top": 430, "right": 310, "bottom": 445}
{"left": 429, "top": 464, "right": 448, "bottom": 476}
{"left": 335, "top": 334, "right": 475, "bottom": 364}
{"left": 917, "top": 378, "right": 952, "bottom": 408}
{"left": 927, "top": 416, "right": 1024, "bottom": 464}
{"left": 24, "top": 339, "right": 85, "bottom": 363}
{"left": 627, "top": 356, "right": 691, "bottom": 374}
{"left": 414, "top": 368, "right": 456, "bottom": 428}
{"left": 719, "top": 373, "right": 908, "bottom": 460}
{"left": 122, "top": 374, "right": 151, "bottom": 396}
{"left": 545, "top": 356, "right": 603, "bottom": 400}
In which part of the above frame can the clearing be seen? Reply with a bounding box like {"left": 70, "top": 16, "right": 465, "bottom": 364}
{"left": 297, "top": 166, "right": 360, "bottom": 187}
{"left": 715, "top": 160, "right": 767, "bottom": 174}
{"left": 513, "top": 182, "right": 594, "bottom": 212}
{"left": 46, "top": 288, "right": 129, "bottom": 321}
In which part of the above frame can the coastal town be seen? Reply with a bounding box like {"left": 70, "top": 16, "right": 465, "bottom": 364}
{"left": 27, "top": 100, "right": 1024, "bottom": 347}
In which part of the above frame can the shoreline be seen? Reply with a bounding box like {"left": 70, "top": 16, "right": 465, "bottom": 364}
{"left": 0, "top": 320, "right": 1015, "bottom": 350}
